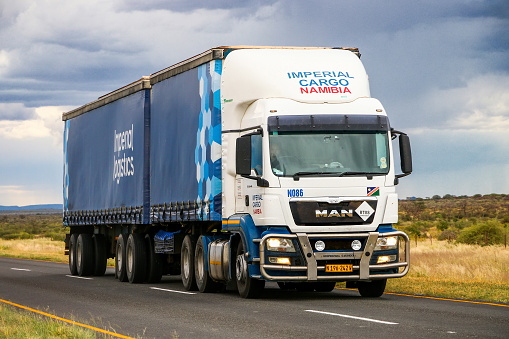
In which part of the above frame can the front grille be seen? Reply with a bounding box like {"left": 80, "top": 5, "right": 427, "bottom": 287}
{"left": 290, "top": 200, "right": 377, "bottom": 225}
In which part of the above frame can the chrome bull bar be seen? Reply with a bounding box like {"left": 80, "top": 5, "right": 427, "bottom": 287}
{"left": 259, "top": 231, "right": 410, "bottom": 281}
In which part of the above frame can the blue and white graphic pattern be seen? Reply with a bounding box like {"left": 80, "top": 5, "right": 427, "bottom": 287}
{"left": 195, "top": 60, "right": 222, "bottom": 219}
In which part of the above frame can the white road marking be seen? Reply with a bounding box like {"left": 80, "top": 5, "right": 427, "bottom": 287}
{"left": 11, "top": 268, "right": 31, "bottom": 271}
{"left": 305, "top": 309, "right": 399, "bottom": 325}
{"left": 150, "top": 287, "right": 197, "bottom": 295}
{"left": 65, "top": 275, "right": 93, "bottom": 280}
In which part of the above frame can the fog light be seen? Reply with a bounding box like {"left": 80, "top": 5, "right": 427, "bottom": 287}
{"left": 351, "top": 240, "right": 362, "bottom": 250}
{"left": 268, "top": 257, "right": 291, "bottom": 265}
{"left": 377, "top": 255, "right": 397, "bottom": 264}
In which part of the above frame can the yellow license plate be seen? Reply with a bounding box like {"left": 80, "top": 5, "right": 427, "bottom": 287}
{"left": 325, "top": 264, "right": 353, "bottom": 273}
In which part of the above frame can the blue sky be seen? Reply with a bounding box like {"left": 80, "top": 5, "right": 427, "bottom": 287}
{"left": 0, "top": 0, "right": 508, "bottom": 205}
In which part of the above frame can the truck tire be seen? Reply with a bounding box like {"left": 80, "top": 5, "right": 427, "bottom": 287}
{"left": 93, "top": 234, "right": 107, "bottom": 276}
{"left": 115, "top": 234, "right": 128, "bottom": 282}
{"left": 145, "top": 234, "right": 163, "bottom": 283}
{"left": 68, "top": 233, "right": 78, "bottom": 275}
{"left": 126, "top": 233, "right": 147, "bottom": 283}
{"left": 357, "top": 279, "right": 387, "bottom": 297}
{"left": 194, "top": 236, "right": 222, "bottom": 293}
{"left": 181, "top": 235, "right": 198, "bottom": 291}
{"left": 313, "top": 282, "right": 337, "bottom": 292}
{"left": 76, "top": 234, "right": 95, "bottom": 276}
{"left": 235, "top": 240, "right": 265, "bottom": 298}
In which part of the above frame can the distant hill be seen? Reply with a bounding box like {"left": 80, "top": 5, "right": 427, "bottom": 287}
{"left": 0, "top": 204, "right": 63, "bottom": 211}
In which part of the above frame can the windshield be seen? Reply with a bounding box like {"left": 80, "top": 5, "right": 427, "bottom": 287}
{"left": 269, "top": 131, "right": 389, "bottom": 177}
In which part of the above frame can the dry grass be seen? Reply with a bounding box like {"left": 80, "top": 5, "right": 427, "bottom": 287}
{"left": 0, "top": 237, "right": 67, "bottom": 263}
{"left": 0, "top": 238, "right": 117, "bottom": 266}
{"left": 386, "top": 240, "right": 509, "bottom": 303}
{"left": 407, "top": 240, "right": 509, "bottom": 282}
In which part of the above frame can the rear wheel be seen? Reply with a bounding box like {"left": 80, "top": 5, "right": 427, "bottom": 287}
{"left": 236, "top": 240, "right": 264, "bottom": 298}
{"left": 93, "top": 234, "right": 107, "bottom": 276}
{"left": 76, "top": 234, "right": 94, "bottom": 276}
{"left": 181, "top": 235, "right": 197, "bottom": 291}
{"left": 145, "top": 234, "right": 163, "bottom": 283}
{"left": 68, "top": 234, "right": 78, "bottom": 275}
{"left": 195, "top": 235, "right": 222, "bottom": 293}
{"left": 358, "top": 279, "right": 387, "bottom": 297}
{"left": 126, "top": 233, "right": 147, "bottom": 283}
{"left": 115, "top": 234, "right": 128, "bottom": 282}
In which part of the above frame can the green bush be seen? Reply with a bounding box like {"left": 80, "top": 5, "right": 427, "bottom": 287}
{"left": 457, "top": 220, "right": 505, "bottom": 246}
{"left": 4, "top": 232, "right": 34, "bottom": 240}
{"left": 438, "top": 229, "right": 457, "bottom": 241}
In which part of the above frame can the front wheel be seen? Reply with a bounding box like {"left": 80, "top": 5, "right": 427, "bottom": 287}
{"left": 235, "top": 240, "right": 264, "bottom": 298}
{"left": 357, "top": 279, "right": 387, "bottom": 298}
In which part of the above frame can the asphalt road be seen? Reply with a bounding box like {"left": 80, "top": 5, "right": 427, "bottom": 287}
{"left": 1, "top": 257, "right": 508, "bottom": 338}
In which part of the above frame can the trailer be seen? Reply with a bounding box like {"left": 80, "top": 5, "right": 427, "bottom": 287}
{"left": 63, "top": 46, "right": 412, "bottom": 298}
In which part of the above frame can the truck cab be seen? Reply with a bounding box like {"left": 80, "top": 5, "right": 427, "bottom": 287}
{"left": 221, "top": 48, "right": 412, "bottom": 297}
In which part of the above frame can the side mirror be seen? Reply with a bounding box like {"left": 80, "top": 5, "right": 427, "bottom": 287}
{"left": 399, "top": 134, "right": 412, "bottom": 174}
{"left": 236, "top": 135, "right": 252, "bottom": 176}
{"left": 235, "top": 133, "right": 269, "bottom": 187}
{"left": 392, "top": 130, "right": 412, "bottom": 185}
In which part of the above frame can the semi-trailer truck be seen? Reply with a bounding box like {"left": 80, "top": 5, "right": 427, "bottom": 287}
{"left": 63, "top": 46, "right": 412, "bottom": 298}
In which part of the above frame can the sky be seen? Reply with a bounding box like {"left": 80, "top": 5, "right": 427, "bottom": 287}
{"left": 0, "top": 0, "right": 508, "bottom": 205}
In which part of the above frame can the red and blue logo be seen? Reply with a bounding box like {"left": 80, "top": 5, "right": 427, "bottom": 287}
{"left": 367, "top": 187, "right": 380, "bottom": 196}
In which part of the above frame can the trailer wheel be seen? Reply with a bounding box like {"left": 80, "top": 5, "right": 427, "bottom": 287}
{"left": 76, "top": 234, "right": 95, "bottom": 276}
{"left": 194, "top": 236, "right": 222, "bottom": 293}
{"left": 115, "top": 234, "right": 128, "bottom": 282}
{"left": 68, "top": 233, "right": 78, "bottom": 275}
{"left": 93, "top": 234, "right": 107, "bottom": 276}
{"left": 235, "top": 241, "right": 264, "bottom": 298}
{"left": 126, "top": 233, "right": 147, "bottom": 283}
{"left": 313, "top": 282, "right": 337, "bottom": 292}
{"left": 145, "top": 234, "right": 163, "bottom": 283}
{"left": 357, "top": 279, "right": 387, "bottom": 297}
{"left": 181, "top": 235, "right": 198, "bottom": 291}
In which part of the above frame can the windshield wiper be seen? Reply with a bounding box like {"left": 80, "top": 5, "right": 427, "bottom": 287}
{"left": 292, "top": 171, "right": 381, "bottom": 181}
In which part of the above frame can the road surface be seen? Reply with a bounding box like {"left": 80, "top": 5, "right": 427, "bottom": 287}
{"left": 0, "top": 257, "right": 507, "bottom": 338}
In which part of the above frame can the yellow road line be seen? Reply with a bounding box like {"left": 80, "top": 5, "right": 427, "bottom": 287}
{"left": 335, "top": 288, "right": 509, "bottom": 308}
{"left": 0, "top": 298, "right": 135, "bottom": 339}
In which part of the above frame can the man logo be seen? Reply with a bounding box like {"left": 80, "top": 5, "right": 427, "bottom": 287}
{"left": 315, "top": 209, "right": 353, "bottom": 218}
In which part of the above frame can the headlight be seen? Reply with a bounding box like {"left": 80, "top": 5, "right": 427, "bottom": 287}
{"left": 375, "top": 236, "right": 398, "bottom": 251}
{"left": 266, "top": 237, "right": 296, "bottom": 252}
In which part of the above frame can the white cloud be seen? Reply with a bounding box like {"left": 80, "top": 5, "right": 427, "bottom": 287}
{"left": 0, "top": 105, "right": 68, "bottom": 145}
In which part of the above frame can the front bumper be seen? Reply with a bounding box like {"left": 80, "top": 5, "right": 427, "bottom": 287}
{"left": 259, "top": 231, "right": 409, "bottom": 281}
